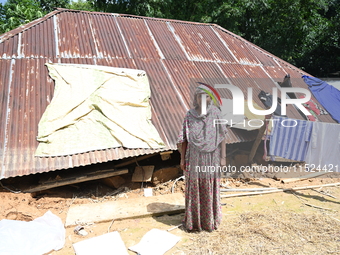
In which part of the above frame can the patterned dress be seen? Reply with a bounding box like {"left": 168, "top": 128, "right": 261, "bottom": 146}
{"left": 178, "top": 104, "right": 227, "bottom": 232}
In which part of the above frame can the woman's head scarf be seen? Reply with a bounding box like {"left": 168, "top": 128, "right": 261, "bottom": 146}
{"left": 177, "top": 82, "right": 227, "bottom": 153}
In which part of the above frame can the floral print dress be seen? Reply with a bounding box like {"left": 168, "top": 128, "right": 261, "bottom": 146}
{"left": 178, "top": 104, "right": 227, "bottom": 232}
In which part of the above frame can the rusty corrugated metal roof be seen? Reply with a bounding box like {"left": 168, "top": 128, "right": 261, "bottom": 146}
{"left": 0, "top": 9, "right": 333, "bottom": 179}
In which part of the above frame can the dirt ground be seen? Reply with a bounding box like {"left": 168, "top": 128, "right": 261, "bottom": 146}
{"left": 1, "top": 171, "right": 340, "bottom": 255}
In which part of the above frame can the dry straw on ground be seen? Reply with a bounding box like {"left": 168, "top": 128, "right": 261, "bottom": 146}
{"left": 181, "top": 209, "right": 340, "bottom": 255}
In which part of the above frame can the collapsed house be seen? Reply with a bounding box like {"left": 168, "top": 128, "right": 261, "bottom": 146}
{"left": 0, "top": 9, "right": 336, "bottom": 192}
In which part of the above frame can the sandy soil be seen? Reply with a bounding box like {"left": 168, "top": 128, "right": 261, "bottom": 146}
{"left": 1, "top": 172, "right": 340, "bottom": 255}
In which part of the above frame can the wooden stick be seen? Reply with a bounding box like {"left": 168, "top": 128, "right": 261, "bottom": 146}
{"left": 281, "top": 171, "right": 328, "bottom": 183}
{"left": 221, "top": 189, "right": 282, "bottom": 198}
{"left": 329, "top": 216, "right": 340, "bottom": 223}
{"left": 248, "top": 124, "right": 266, "bottom": 164}
{"left": 312, "top": 189, "right": 337, "bottom": 199}
{"left": 293, "top": 192, "right": 335, "bottom": 211}
{"left": 291, "top": 191, "right": 308, "bottom": 202}
{"left": 107, "top": 219, "right": 115, "bottom": 233}
{"left": 221, "top": 187, "right": 279, "bottom": 192}
{"left": 114, "top": 154, "right": 157, "bottom": 168}
{"left": 287, "top": 182, "right": 340, "bottom": 191}
{"left": 167, "top": 224, "right": 182, "bottom": 232}
{"left": 221, "top": 182, "right": 340, "bottom": 198}
{"left": 304, "top": 203, "right": 334, "bottom": 211}
{"left": 25, "top": 169, "right": 128, "bottom": 193}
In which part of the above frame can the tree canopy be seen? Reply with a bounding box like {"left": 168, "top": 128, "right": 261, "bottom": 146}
{"left": 0, "top": 0, "right": 339, "bottom": 77}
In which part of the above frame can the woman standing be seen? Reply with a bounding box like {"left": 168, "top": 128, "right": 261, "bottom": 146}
{"left": 177, "top": 83, "right": 227, "bottom": 232}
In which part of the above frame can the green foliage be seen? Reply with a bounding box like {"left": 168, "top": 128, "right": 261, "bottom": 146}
{"left": 38, "top": 0, "right": 68, "bottom": 12}
{"left": 0, "top": 0, "right": 45, "bottom": 34}
{"left": 67, "top": 0, "right": 95, "bottom": 11}
{"left": 295, "top": 0, "right": 340, "bottom": 76}
{"left": 0, "top": 0, "right": 69, "bottom": 34}
{"left": 249, "top": 1, "right": 329, "bottom": 62}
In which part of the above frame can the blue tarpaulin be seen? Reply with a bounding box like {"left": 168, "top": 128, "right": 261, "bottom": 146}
{"left": 302, "top": 75, "right": 340, "bottom": 123}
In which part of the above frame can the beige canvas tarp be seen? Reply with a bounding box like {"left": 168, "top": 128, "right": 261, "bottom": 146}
{"left": 35, "top": 63, "right": 165, "bottom": 157}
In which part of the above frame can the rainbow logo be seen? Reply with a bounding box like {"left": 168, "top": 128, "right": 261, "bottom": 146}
{"left": 196, "top": 82, "right": 223, "bottom": 107}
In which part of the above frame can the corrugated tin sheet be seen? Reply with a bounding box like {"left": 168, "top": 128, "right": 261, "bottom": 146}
{"left": 0, "top": 9, "right": 333, "bottom": 179}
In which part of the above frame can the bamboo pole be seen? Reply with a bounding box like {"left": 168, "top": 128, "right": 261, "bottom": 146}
{"left": 287, "top": 182, "right": 340, "bottom": 191}
{"left": 221, "top": 182, "right": 340, "bottom": 198}
{"left": 221, "top": 189, "right": 283, "bottom": 198}
{"left": 221, "top": 187, "right": 279, "bottom": 192}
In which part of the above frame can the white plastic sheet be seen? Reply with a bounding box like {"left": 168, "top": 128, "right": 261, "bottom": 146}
{"left": 0, "top": 210, "right": 65, "bottom": 255}
{"left": 73, "top": 231, "right": 129, "bottom": 255}
{"left": 129, "top": 229, "right": 181, "bottom": 255}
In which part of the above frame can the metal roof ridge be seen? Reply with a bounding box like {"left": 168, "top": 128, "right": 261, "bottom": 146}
{"left": 0, "top": 9, "right": 61, "bottom": 43}
{"left": 54, "top": 8, "right": 218, "bottom": 26}
{"left": 0, "top": 8, "right": 221, "bottom": 44}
